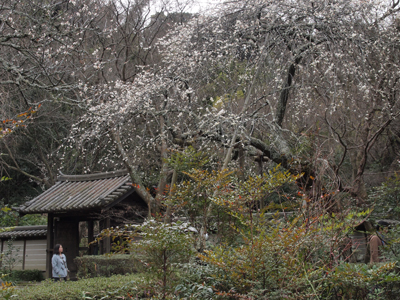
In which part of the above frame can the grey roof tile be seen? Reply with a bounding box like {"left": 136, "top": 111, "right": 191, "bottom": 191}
{"left": 14, "top": 170, "right": 133, "bottom": 214}
{"left": 0, "top": 225, "right": 47, "bottom": 239}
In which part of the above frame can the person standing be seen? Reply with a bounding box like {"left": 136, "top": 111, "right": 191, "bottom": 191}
{"left": 52, "top": 244, "right": 68, "bottom": 281}
{"left": 370, "top": 221, "right": 389, "bottom": 263}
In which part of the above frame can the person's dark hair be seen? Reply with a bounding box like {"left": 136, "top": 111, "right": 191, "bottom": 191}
{"left": 376, "top": 220, "right": 390, "bottom": 231}
{"left": 53, "top": 244, "right": 62, "bottom": 255}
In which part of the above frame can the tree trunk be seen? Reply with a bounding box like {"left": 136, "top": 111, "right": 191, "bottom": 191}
{"left": 164, "top": 169, "right": 177, "bottom": 223}
{"left": 110, "top": 129, "right": 155, "bottom": 217}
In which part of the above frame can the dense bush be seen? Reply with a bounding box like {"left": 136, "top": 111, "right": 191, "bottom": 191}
{"left": 193, "top": 212, "right": 400, "bottom": 299}
{"left": 11, "top": 274, "right": 144, "bottom": 300}
{"left": 89, "top": 167, "right": 400, "bottom": 299}
{"left": 97, "top": 221, "right": 195, "bottom": 298}
{"left": 174, "top": 262, "right": 219, "bottom": 299}
{"left": 323, "top": 262, "right": 400, "bottom": 299}
{"left": 368, "top": 173, "right": 400, "bottom": 219}
{"left": 0, "top": 273, "right": 14, "bottom": 300}
{"left": 3, "top": 269, "right": 44, "bottom": 282}
{"left": 74, "top": 254, "right": 136, "bottom": 278}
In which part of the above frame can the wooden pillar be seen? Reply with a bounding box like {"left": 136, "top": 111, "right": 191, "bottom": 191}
{"left": 22, "top": 240, "right": 26, "bottom": 270}
{"left": 105, "top": 217, "right": 111, "bottom": 253}
{"left": 87, "top": 220, "right": 94, "bottom": 255}
{"left": 46, "top": 213, "right": 54, "bottom": 279}
{"left": 99, "top": 217, "right": 111, "bottom": 254}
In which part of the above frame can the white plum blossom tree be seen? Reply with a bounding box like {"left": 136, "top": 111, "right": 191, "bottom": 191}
{"left": 69, "top": 0, "right": 400, "bottom": 218}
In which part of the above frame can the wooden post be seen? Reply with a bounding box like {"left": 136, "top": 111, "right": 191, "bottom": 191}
{"left": 22, "top": 239, "right": 26, "bottom": 270}
{"left": 46, "top": 213, "right": 54, "bottom": 279}
{"left": 88, "top": 220, "right": 94, "bottom": 255}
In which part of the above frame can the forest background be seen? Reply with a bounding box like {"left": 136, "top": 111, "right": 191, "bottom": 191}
{"left": 1, "top": 0, "right": 400, "bottom": 298}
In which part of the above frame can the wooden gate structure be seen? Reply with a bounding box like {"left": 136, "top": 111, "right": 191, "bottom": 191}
{"left": 13, "top": 170, "right": 147, "bottom": 279}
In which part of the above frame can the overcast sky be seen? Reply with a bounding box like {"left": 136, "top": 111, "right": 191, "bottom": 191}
{"left": 189, "top": 0, "right": 222, "bottom": 13}
{"left": 148, "top": 0, "right": 222, "bottom": 15}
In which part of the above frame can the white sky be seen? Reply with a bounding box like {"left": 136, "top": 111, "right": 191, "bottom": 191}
{"left": 189, "top": 0, "right": 222, "bottom": 13}
{"left": 149, "top": 0, "right": 223, "bottom": 15}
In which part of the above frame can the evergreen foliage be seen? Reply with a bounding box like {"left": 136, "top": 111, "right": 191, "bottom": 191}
{"left": 74, "top": 255, "right": 136, "bottom": 279}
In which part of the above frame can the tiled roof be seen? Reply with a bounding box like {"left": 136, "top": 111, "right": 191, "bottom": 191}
{"left": 15, "top": 170, "right": 133, "bottom": 214}
{"left": 0, "top": 225, "right": 47, "bottom": 239}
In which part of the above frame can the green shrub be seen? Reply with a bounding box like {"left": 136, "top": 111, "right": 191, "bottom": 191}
{"left": 195, "top": 208, "right": 400, "bottom": 299}
{"left": 174, "top": 262, "right": 218, "bottom": 299}
{"left": 3, "top": 269, "right": 44, "bottom": 282}
{"left": 0, "top": 273, "right": 15, "bottom": 300}
{"left": 11, "top": 274, "right": 144, "bottom": 300}
{"left": 74, "top": 254, "right": 136, "bottom": 278}
{"left": 96, "top": 221, "right": 196, "bottom": 298}
{"left": 129, "top": 221, "right": 195, "bottom": 296}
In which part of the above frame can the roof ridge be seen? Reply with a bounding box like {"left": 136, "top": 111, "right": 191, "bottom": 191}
{"left": 57, "top": 170, "right": 129, "bottom": 182}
